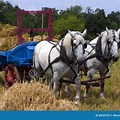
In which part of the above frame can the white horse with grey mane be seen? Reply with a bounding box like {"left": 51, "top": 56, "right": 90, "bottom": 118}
{"left": 82, "top": 28, "right": 120, "bottom": 100}
{"left": 33, "top": 29, "right": 87, "bottom": 105}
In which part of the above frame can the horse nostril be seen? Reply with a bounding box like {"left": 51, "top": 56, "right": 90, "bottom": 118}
{"left": 113, "top": 56, "right": 119, "bottom": 62}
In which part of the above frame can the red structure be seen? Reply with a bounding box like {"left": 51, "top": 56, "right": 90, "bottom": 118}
{"left": 17, "top": 9, "right": 54, "bottom": 44}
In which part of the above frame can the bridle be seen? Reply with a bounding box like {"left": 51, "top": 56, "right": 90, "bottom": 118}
{"left": 84, "top": 30, "right": 119, "bottom": 74}
{"left": 70, "top": 32, "right": 87, "bottom": 61}
{"left": 105, "top": 30, "right": 119, "bottom": 57}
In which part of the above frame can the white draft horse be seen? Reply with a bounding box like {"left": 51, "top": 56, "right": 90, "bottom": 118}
{"left": 83, "top": 28, "right": 120, "bottom": 100}
{"left": 33, "top": 29, "right": 87, "bottom": 105}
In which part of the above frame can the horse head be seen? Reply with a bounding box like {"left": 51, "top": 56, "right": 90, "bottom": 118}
{"left": 105, "top": 27, "right": 119, "bottom": 61}
{"left": 117, "top": 28, "right": 120, "bottom": 48}
{"left": 63, "top": 29, "right": 87, "bottom": 65}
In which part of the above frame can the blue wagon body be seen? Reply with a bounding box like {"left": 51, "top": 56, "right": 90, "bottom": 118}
{"left": 0, "top": 51, "right": 7, "bottom": 66}
{"left": 0, "top": 41, "right": 38, "bottom": 67}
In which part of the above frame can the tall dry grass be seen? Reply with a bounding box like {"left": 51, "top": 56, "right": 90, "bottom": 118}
{"left": 0, "top": 59, "right": 120, "bottom": 111}
{"left": 0, "top": 81, "right": 79, "bottom": 110}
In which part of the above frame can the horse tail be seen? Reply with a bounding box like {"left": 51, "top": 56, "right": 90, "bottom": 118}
{"left": 32, "top": 49, "right": 41, "bottom": 80}
{"left": 33, "top": 48, "right": 43, "bottom": 76}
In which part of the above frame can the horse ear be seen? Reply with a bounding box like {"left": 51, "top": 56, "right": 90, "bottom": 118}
{"left": 68, "top": 30, "right": 71, "bottom": 33}
{"left": 117, "top": 28, "right": 120, "bottom": 35}
{"left": 68, "top": 30, "right": 74, "bottom": 38}
{"left": 106, "top": 27, "right": 109, "bottom": 34}
{"left": 82, "top": 29, "right": 87, "bottom": 37}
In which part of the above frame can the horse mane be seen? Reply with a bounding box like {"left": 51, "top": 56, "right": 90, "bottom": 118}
{"left": 99, "top": 31, "right": 107, "bottom": 55}
{"left": 63, "top": 33, "right": 72, "bottom": 48}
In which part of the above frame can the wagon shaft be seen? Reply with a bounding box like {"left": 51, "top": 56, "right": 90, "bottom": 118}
{"left": 61, "top": 75, "right": 111, "bottom": 85}
{"left": 81, "top": 75, "right": 111, "bottom": 83}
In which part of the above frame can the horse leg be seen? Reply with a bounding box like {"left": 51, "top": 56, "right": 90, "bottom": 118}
{"left": 47, "top": 76, "right": 61, "bottom": 97}
{"left": 74, "top": 74, "right": 81, "bottom": 105}
{"left": 83, "top": 83, "right": 91, "bottom": 100}
{"left": 53, "top": 72, "right": 60, "bottom": 99}
{"left": 65, "top": 83, "right": 71, "bottom": 97}
{"left": 47, "top": 77, "right": 53, "bottom": 90}
{"left": 35, "top": 67, "right": 42, "bottom": 81}
{"left": 83, "top": 68, "right": 97, "bottom": 100}
{"left": 99, "top": 74, "right": 106, "bottom": 99}
{"left": 58, "top": 80, "right": 63, "bottom": 98}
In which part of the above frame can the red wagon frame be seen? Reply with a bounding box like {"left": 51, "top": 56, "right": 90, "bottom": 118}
{"left": 17, "top": 9, "right": 54, "bottom": 44}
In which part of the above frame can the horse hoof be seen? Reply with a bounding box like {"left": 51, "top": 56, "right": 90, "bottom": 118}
{"left": 83, "top": 94, "right": 88, "bottom": 101}
{"left": 100, "top": 97, "right": 106, "bottom": 100}
{"left": 83, "top": 96, "right": 88, "bottom": 101}
{"left": 74, "top": 100, "right": 81, "bottom": 105}
{"left": 100, "top": 93, "right": 106, "bottom": 100}
{"left": 65, "top": 87, "right": 71, "bottom": 97}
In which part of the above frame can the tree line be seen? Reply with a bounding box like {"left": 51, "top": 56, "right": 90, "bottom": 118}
{"left": 0, "top": 0, "right": 120, "bottom": 40}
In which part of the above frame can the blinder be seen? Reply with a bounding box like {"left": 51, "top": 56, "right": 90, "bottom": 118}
{"left": 118, "top": 42, "right": 120, "bottom": 48}
{"left": 107, "top": 30, "right": 119, "bottom": 52}
{"left": 71, "top": 36, "right": 87, "bottom": 56}
{"left": 83, "top": 43, "right": 87, "bottom": 49}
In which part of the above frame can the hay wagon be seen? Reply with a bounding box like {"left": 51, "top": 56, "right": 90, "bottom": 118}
{"left": 0, "top": 42, "right": 38, "bottom": 87}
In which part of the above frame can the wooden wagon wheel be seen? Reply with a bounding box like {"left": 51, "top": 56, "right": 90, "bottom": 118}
{"left": 4, "top": 64, "right": 20, "bottom": 88}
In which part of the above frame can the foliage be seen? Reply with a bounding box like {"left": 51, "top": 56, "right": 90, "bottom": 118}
{"left": 0, "top": 1, "right": 120, "bottom": 39}
{"left": 107, "top": 11, "right": 120, "bottom": 29}
{"left": 53, "top": 14, "right": 85, "bottom": 38}
{"left": 84, "top": 8, "right": 107, "bottom": 39}
{"left": 53, "top": 5, "right": 85, "bottom": 38}
{"left": 0, "top": 0, "right": 18, "bottom": 25}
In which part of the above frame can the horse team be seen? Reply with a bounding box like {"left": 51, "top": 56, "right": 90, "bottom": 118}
{"left": 33, "top": 27, "right": 120, "bottom": 105}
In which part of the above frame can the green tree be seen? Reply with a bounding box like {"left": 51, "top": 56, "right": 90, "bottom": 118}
{"left": 84, "top": 8, "right": 107, "bottom": 39}
{"left": 0, "top": 1, "right": 18, "bottom": 25}
{"left": 107, "top": 11, "right": 120, "bottom": 29}
{"left": 53, "top": 5, "right": 85, "bottom": 38}
{"left": 53, "top": 15, "right": 84, "bottom": 37}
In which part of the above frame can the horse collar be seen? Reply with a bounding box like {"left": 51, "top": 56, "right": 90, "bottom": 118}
{"left": 60, "top": 39, "right": 75, "bottom": 64}
{"left": 95, "top": 36, "right": 102, "bottom": 55}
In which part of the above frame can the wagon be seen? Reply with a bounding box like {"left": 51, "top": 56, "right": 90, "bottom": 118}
{"left": 0, "top": 42, "right": 38, "bottom": 87}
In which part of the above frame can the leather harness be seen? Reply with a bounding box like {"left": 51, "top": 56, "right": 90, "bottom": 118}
{"left": 84, "top": 30, "right": 118, "bottom": 74}
{"left": 39, "top": 35, "right": 84, "bottom": 81}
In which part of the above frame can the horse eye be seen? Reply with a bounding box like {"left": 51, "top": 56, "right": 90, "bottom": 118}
{"left": 84, "top": 43, "right": 87, "bottom": 48}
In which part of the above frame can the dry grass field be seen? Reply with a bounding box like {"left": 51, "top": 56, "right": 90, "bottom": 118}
{"left": 0, "top": 23, "right": 120, "bottom": 110}
{"left": 0, "top": 61, "right": 120, "bottom": 110}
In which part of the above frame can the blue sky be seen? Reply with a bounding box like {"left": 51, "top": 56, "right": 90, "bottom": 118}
{"left": 4, "top": 0, "right": 120, "bottom": 14}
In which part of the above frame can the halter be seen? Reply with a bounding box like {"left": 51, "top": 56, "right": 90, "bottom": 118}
{"left": 70, "top": 32, "right": 87, "bottom": 61}
{"left": 106, "top": 30, "right": 118, "bottom": 55}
